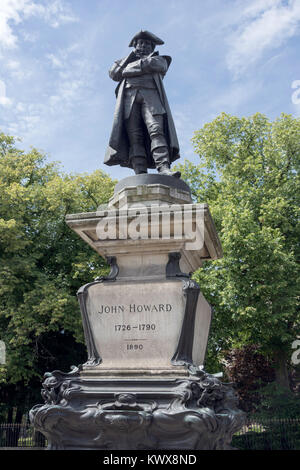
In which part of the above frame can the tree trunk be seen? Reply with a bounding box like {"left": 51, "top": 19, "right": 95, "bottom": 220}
{"left": 15, "top": 406, "right": 23, "bottom": 424}
{"left": 7, "top": 407, "right": 13, "bottom": 423}
{"left": 274, "top": 351, "right": 291, "bottom": 392}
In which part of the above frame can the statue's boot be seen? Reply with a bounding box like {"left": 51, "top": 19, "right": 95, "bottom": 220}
{"left": 153, "top": 147, "right": 181, "bottom": 178}
{"left": 131, "top": 156, "right": 148, "bottom": 174}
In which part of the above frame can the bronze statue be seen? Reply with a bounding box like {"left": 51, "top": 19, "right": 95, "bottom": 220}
{"left": 104, "top": 30, "right": 181, "bottom": 178}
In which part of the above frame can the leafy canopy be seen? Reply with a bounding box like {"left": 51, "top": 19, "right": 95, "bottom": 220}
{"left": 177, "top": 113, "right": 300, "bottom": 370}
{"left": 0, "top": 132, "right": 115, "bottom": 385}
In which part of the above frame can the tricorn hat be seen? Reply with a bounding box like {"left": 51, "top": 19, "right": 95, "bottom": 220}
{"left": 129, "top": 30, "right": 164, "bottom": 47}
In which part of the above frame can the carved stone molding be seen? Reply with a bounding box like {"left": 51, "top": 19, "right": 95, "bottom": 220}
{"left": 29, "top": 366, "right": 245, "bottom": 450}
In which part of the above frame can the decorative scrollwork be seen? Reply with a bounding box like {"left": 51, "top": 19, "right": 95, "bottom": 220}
{"left": 98, "top": 393, "right": 157, "bottom": 412}
{"left": 30, "top": 366, "right": 245, "bottom": 450}
{"left": 41, "top": 365, "right": 82, "bottom": 406}
{"left": 173, "top": 365, "right": 240, "bottom": 413}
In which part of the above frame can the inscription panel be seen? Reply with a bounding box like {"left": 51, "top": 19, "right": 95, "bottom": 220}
{"left": 86, "top": 280, "right": 185, "bottom": 369}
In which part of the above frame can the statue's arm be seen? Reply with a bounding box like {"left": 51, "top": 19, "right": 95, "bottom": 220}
{"left": 109, "top": 60, "right": 123, "bottom": 82}
{"left": 109, "top": 52, "right": 137, "bottom": 82}
{"left": 122, "top": 55, "right": 169, "bottom": 77}
{"left": 141, "top": 55, "right": 169, "bottom": 75}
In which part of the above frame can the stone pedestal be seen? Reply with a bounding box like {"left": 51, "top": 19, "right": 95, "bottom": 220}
{"left": 30, "top": 175, "right": 245, "bottom": 450}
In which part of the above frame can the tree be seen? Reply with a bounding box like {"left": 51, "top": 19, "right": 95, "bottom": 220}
{"left": 222, "top": 345, "right": 275, "bottom": 412}
{"left": 0, "top": 132, "right": 116, "bottom": 421}
{"left": 176, "top": 113, "right": 300, "bottom": 392}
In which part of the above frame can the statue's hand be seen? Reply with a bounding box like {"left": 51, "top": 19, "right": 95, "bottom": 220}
{"left": 109, "top": 52, "right": 137, "bottom": 81}
{"left": 109, "top": 61, "right": 123, "bottom": 82}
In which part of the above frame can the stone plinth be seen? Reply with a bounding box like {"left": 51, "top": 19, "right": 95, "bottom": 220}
{"left": 65, "top": 175, "right": 222, "bottom": 276}
{"left": 109, "top": 174, "right": 192, "bottom": 208}
{"left": 30, "top": 175, "right": 245, "bottom": 450}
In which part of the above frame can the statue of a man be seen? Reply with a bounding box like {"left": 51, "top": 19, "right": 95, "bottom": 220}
{"left": 104, "top": 30, "right": 181, "bottom": 178}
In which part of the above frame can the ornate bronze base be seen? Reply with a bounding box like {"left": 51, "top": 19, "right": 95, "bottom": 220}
{"left": 29, "top": 365, "right": 245, "bottom": 450}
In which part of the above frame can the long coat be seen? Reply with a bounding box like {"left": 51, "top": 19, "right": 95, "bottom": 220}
{"left": 104, "top": 51, "right": 180, "bottom": 169}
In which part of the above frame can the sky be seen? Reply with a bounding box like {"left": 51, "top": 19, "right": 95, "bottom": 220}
{"left": 0, "top": 0, "right": 299, "bottom": 180}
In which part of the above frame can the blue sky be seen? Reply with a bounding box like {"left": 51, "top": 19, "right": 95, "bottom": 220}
{"left": 0, "top": 0, "right": 299, "bottom": 180}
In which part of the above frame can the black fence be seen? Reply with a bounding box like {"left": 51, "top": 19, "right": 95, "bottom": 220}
{"left": 0, "top": 419, "right": 299, "bottom": 449}
{"left": 232, "top": 418, "right": 300, "bottom": 450}
{"left": 0, "top": 423, "right": 46, "bottom": 448}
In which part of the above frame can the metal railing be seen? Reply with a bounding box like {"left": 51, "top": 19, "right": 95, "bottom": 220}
{"left": 232, "top": 418, "right": 300, "bottom": 450}
{"left": 0, "top": 423, "right": 46, "bottom": 448}
{"left": 0, "top": 418, "right": 299, "bottom": 449}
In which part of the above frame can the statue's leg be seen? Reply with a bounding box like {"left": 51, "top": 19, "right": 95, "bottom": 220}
{"left": 125, "top": 95, "right": 148, "bottom": 174}
{"left": 142, "top": 107, "right": 181, "bottom": 178}
{"left": 130, "top": 156, "right": 148, "bottom": 174}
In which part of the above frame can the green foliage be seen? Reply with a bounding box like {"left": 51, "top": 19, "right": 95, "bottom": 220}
{"left": 177, "top": 113, "right": 300, "bottom": 383}
{"left": 0, "top": 132, "right": 116, "bottom": 389}
{"left": 252, "top": 383, "right": 300, "bottom": 420}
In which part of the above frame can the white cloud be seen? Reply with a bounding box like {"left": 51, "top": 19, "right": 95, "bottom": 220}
{"left": 0, "top": 0, "right": 78, "bottom": 49}
{"left": 291, "top": 79, "right": 300, "bottom": 105}
{"left": 20, "top": 29, "right": 38, "bottom": 42}
{"left": 0, "top": 79, "right": 12, "bottom": 107}
{"left": 291, "top": 80, "right": 300, "bottom": 116}
{"left": 6, "top": 59, "right": 20, "bottom": 69}
{"left": 0, "top": 97, "right": 12, "bottom": 107}
{"left": 40, "top": 0, "right": 78, "bottom": 28}
{"left": 0, "top": 0, "right": 23, "bottom": 49}
{"left": 3, "top": 39, "right": 96, "bottom": 145}
{"left": 16, "top": 102, "right": 25, "bottom": 112}
{"left": 44, "top": 44, "right": 93, "bottom": 112}
{"left": 4, "top": 58, "right": 32, "bottom": 80}
{"left": 47, "top": 53, "right": 64, "bottom": 69}
{"left": 227, "top": 0, "right": 300, "bottom": 76}
{"left": 243, "top": 0, "right": 282, "bottom": 17}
